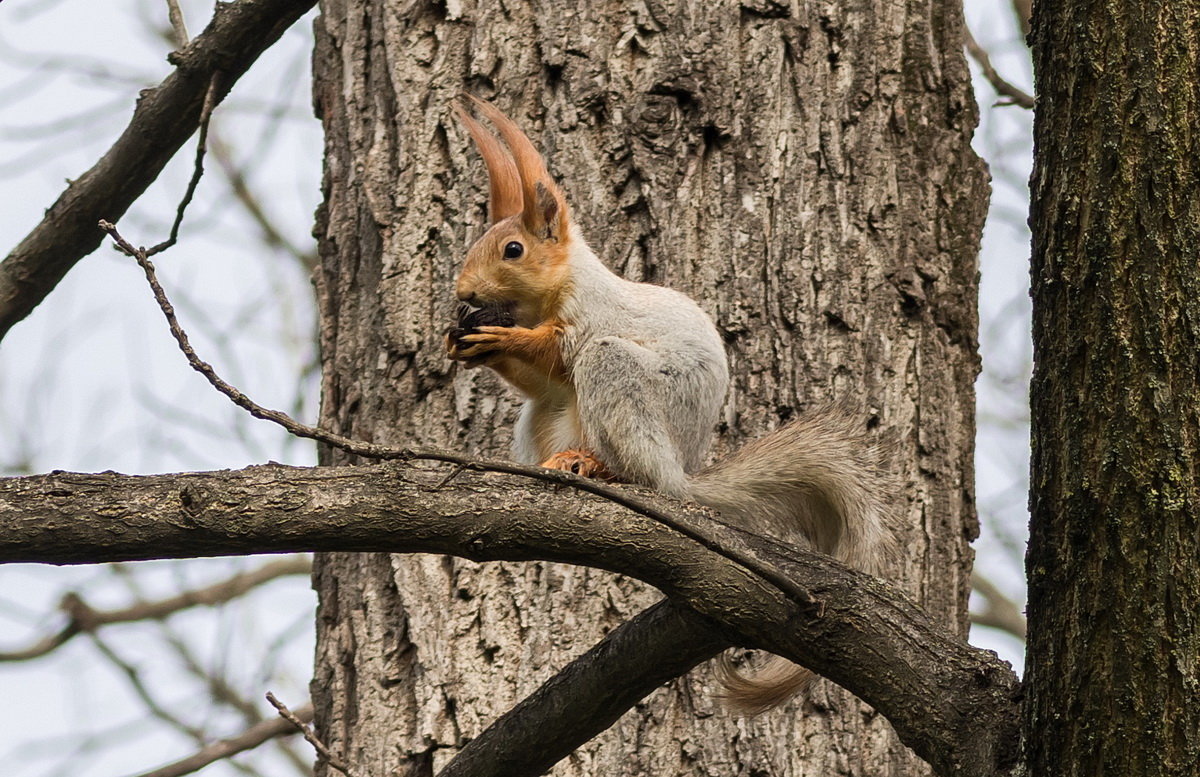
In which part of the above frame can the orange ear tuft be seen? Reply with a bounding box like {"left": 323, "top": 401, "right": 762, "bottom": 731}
{"left": 467, "top": 96, "right": 568, "bottom": 239}
{"left": 454, "top": 101, "right": 523, "bottom": 223}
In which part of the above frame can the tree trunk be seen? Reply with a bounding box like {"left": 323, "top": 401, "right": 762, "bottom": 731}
{"left": 1026, "top": 0, "right": 1200, "bottom": 774}
{"left": 309, "top": 0, "right": 986, "bottom": 774}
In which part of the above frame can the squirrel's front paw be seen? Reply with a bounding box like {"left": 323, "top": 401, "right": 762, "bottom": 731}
{"left": 447, "top": 303, "right": 518, "bottom": 364}
{"left": 453, "top": 325, "right": 520, "bottom": 360}
{"left": 540, "top": 449, "right": 617, "bottom": 481}
{"left": 445, "top": 328, "right": 481, "bottom": 364}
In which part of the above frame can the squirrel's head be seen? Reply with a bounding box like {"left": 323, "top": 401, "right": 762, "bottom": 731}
{"left": 454, "top": 97, "right": 571, "bottom": 326}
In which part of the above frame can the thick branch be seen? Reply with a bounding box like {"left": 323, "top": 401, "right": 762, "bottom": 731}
{"left": 0, "top": 463, "right": 1019, "bottom": 777}
{"left": 0, "top": 0, "right": 317, "bottom": 342}
{"left": 438, "top": 600, "right": 730, "bottom": 777}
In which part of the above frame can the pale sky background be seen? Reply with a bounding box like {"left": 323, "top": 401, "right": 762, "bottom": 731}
{"left": 0, "top": 1, "right": 1033, "bottom": 775}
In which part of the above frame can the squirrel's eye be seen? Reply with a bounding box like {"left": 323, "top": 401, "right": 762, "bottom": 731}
{"left": 503, "top": 241, "right": 524, "bottom": 260}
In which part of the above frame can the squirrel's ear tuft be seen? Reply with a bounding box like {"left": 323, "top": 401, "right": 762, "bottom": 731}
{"left": 528, "top": 181, "right": 566, "bottom": 240}
{"left": 467, "top": 96, "right": 569, "bottom": 240}
{"left": 454, "top": 99, "right": 523, "bottom": 223}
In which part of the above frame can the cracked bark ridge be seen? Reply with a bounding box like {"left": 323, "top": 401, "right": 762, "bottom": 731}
{"left": 0, "top": 0, "right": 318, "bottom": 342}
{"left": 0, "top": 464, "right": 1021, "bottom": 776}
{"left": 311, "top": 0, "right": 987, "bottom": 773}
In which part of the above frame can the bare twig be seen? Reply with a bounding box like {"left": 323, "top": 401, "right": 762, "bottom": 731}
{"left": 963, "top": 25, "right": 1035, "bottom": 109}
{"left": 0, "top": 0, "right": 319, "bottom": 343}
{"left": 155, "top": 624, "right": 314, "bottom": 777}
{"left": 0, "top": 556, "right": 310, "bottom": 661}
{"left": 98, "top": 220, "right": 820, "bottom": 613}
{"left": 143, "top": 72, "right": 221, "bottom": 257}
{"left": 266, "top": 693, "right": 350, "bottom": 776}
{"left": 130, "top": 706, "right": 312, "bottom": 777}
{"left": 163, "top": 628, "right": 262, "bottom": 721}
{"left": 89, "top": 633, "right": 207, "bottom": 742}
{"left": 970, "top": 574, "right": 1027, "bottom": 641}
{"left": 434, "top": 463, "right": 467, "bottom": 490}
{"left": 85, "top": 587, "right": 263, "bottom": 777}
{"left": 166, "top": 0, "right": 190, "bottom": 47}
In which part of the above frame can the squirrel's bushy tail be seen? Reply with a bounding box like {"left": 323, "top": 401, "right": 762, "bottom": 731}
{"left": 685, "top": 404, "right": 894, "bottom": 713}
{"left": 712, "top": 653, "right": 816, "bottom": 715}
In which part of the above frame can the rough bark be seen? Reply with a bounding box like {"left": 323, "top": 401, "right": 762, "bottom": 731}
{"left": 435, "top": 601, "right": 731, "bottom": 777}
{"left": 0, "top": 0, "right": 318, "bottom": 342}
{"left": 0, "top": 464, "right": 1021, "bottom": 776}
{"left": 311, "top": 0, "right": 987, "bottom": 774}
{"left": 1027, "top": 0, "right": 1200, "bottom": 774}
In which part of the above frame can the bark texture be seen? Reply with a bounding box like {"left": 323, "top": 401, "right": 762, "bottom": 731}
{"left": 1027, "top": 1, "right": 1200, "bottom": 774}
{"left": 310, "top": 0, "right": 987, "bottom": 773}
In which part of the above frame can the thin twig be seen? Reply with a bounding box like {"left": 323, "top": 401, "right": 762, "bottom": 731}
{"left": 88, "top": 634, "right": 207, "bottom": 743}
{"left": 266, "top": 693, "right": 351, "bottom": 776}
{"left": 143, "top": 71, "right": 222, "bottom": 257}
{"left": 166, "top": 0, "right": 190, "bottom": 47}
{"left": 209, "top": 130, "right": 315, "bottom": 268}
{"left": 970, "top": 573, "right": 1027, "bottom": 640}
{"left": 130, "top": 707, "right": 312, "bottom": 777}
{"left": 963, "top": 24, "right": 1035, "bottom": 109}
{"left": 0, "top": 556, "right": 311, "bottom": 661}
{"left": 98, "top": 220, "right": 820, "bottom": 612}
{"left": 434, "top": 463, "right": 467, "bottom": 490}
{"left": 156, "top": 624, "right": 315, "bottom": 777}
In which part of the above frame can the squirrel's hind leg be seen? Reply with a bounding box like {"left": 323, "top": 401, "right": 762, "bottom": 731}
{"left": 539, "top": 449, "right": 617, "bottom": 480}
{"left": 571, "top": 336, "right": 690, "bottom": 496}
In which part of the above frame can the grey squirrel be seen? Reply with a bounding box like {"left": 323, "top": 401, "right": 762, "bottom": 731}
{"left": 446, "top": 96, "right": 892, "bottom": 713}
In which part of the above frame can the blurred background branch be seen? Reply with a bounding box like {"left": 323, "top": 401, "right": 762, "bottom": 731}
{"left": 0, "top": 557, "right": 311, "bottom": 662}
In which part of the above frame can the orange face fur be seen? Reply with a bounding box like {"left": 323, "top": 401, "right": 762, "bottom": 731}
{"left": 456, "top": 216, "right": 572, "bottom": 326}
{"left": 453, "top": 97, "right": 573, "bottom": 327}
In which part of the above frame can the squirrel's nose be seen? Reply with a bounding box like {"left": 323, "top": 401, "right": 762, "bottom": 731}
{"left": 456, "top": 289, "right": 477, "bottom": 303}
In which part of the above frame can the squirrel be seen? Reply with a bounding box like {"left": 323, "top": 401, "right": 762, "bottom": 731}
{"left": 446, "top": 96, "right": 892, "bottom": 713}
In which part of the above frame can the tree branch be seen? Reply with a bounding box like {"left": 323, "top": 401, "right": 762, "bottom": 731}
{"left": 1011, "top": 0, "right": 1032, "bottom": 38}
{"left": 0, "top": 464, "right": 1021, "bottom": 777}
{"left": 89, "top": 631, "right": 208, "bottom": 743}
{"left": 166, "top": 0, "right": 190, "bottom": 48}
{"left": 438, "top": 600, "right": 729, "bottom": 777}
{"left": 131, "top": 705, "right": 313, "bottom": 777}
{"left": 963, "top": 24, "right": 1035, "bottom": 109}
{"left": 970, "top": 574, "right": 1027, "bottom": 641}
{"left": 209, "top": 131, "right": 315, "bottom": 268}
{"left": 0, "top": 556, "right": 310, "bottom": 661}
{"left": 0, "top": 0, "right": 317, "bottom": 342}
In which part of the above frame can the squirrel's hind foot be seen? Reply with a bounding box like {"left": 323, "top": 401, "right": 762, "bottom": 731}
{"left": 540, "top": 449, "right": 617, "bottom": 481}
